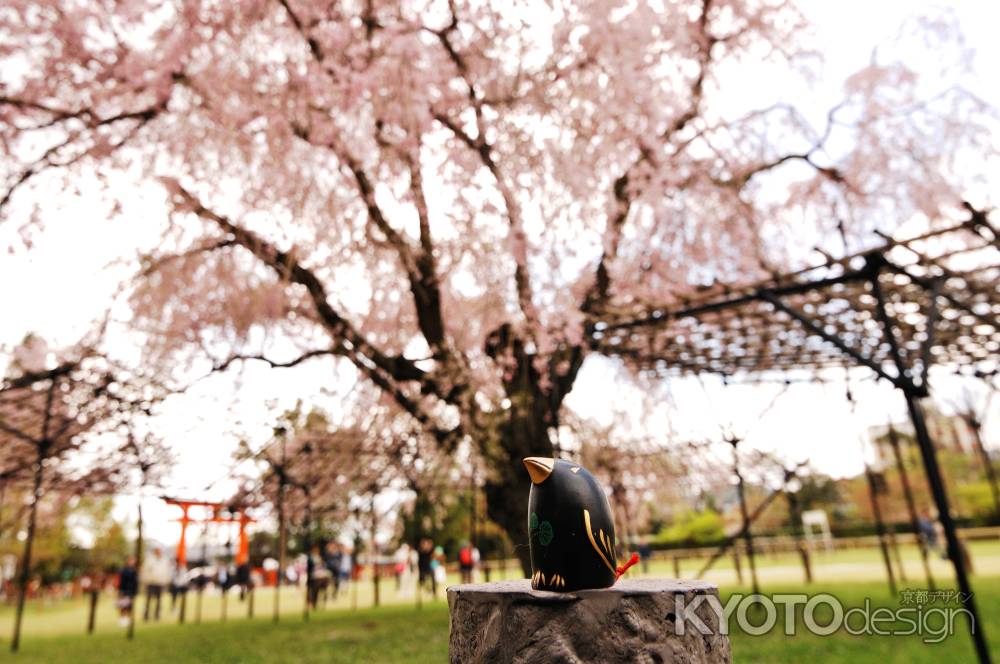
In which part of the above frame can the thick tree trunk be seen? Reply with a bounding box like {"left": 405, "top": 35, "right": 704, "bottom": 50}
{"left": 483, "top": 403, "right": 555, "bottom": 578}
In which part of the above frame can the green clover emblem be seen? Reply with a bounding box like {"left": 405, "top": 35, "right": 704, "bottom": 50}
{"left": 538, "top": 520, "right": 554, "bottom": 546}
{"left": 529, "top": 512, "right": 539, "bottom": 530}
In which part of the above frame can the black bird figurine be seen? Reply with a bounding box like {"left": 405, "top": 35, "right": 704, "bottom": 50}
{"left": 524, "top": 457, "right": 638, "bottom": 592}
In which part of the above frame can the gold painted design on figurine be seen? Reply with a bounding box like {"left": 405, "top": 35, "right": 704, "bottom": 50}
{"left": 583, "top": 509, "right": 616, "bottom": 573}
{"left": 532, "top": 570, "right": 567, "bottom": 589}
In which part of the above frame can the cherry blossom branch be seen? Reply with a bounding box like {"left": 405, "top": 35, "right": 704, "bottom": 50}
{"left": 289, "top": 119, "right": 462, "bottom": 388}
{"left": 354, "top": 360, "right": 461, "bottom": 450}
{"left": 166, "top": 182, "right": 423, "bottom": 374}
{"left": 276, "top": 0, "right": 454, "bottom": 364}
{"left": 278, "top": 8, "right": 476, "bottom": 423}
{"left": 584, "top": 0, "right": 718, "bottom": 312}
{"left": 0, "top": 99, "right": 163, "bottom": 214}
{"left": 428, "top": 4, "right": 542, "bottom": 338}
{"left": 713, "top": 102, "right": 848, "bottom": 189}
{"left": 165, "top": 182, "right": 465, "bottom": 437}
{"left": 137, "top": 238, "right": 236, "bottom": 277}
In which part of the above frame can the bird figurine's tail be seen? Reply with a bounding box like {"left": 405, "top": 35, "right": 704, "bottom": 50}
{"left": 615, "top": 553, "right": 640, "bottom": 581}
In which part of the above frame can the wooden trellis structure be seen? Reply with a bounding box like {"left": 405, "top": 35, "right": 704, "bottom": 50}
{"left": 595, "top": 207, "right": 999, "bottom": 664}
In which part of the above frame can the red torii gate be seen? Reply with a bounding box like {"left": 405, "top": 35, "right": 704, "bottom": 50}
{"left": 162, "top": 497, "right": 255, "bottom": 567}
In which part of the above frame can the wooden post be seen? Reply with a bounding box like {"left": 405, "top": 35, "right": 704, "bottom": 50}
{"left": 349, "top": 548, "right": 361, "bottom": 611}
{"left": 888, "top": 424, "right": 934, "bottom": 590}
{"left": 786, "top": 489, "right": 812, "bottom": 584}
{"left": 902, "top": 393, "right": 990, "bottom": 663}
{"left": 731, "top": 547, "right": 743, "bottom": 584}
{"left": 868, "top": 257, "right": 989, "bottom": 660}
{"left": 127, "top": 501, "right": 143, "bottom": 640}
{"left": 87, "top": 588, "right": 99, "bottom": 635}
{"left": 864, "top": 465, "right": 897, "bottom": 595}
{"left": 416, "top": 561, "right": 423, "bottom": 611}
{"left": 731, "top": 438, "right": 759, "bottom": 595}
{"left": 470, "top": 465, "right": 476, "bottom": 552}
{"left": 371, "top": 501, "right": 380, "bottom": 608}
{"left": 303, "top": 498, "right": 313, "bottom": 622}
{"left": 886, "top": 524, "right": 907, "bottom": 582}
{"left": 351, "top": 560, "right": 359, "bottom": 610}
{"left": 11, "top": 451, "right": 45, "bottom": 653}
{"left": 0, "top": 480, "right": 6, "bottom": 542}
{"left": 274, "top": 433, "right": 288, "bottom": 624}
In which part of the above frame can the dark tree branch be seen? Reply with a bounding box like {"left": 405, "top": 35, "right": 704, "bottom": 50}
{"left": 138, "top": 239, "right": 236, "bottom": 277}
{"left": 0, "top": 101, "right": 163, "bottom": 214}
{"left": 212, "top": 349, "right": 340, "bottom": 373}
{"left": 427, "top": 4, "right": 539, "bottom": 332}
{"left": 168, "top": 183, "right": 424, "bottom": 378}
{"left": 583, "top": 0, "right": 717, "bottom": 312}
{"left": 277, "top": 0, "right": 453, "bottom": 360}
{"left": 0, "top": 419, "right": 35, "bottom": 445}
{"left": 1, "top": 361, "right": 78, "bottom": 392}
{"left": 166, "top": 183, "right": 462, "bottom": 437}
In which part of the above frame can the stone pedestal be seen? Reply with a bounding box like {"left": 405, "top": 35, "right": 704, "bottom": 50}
{"left": 447, "top": 578, "right": 731, "bottom": 664}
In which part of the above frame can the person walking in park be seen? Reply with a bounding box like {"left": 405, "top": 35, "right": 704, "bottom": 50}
{"left": 141, "top": 547, "right": 172, "bottom": 622}
{"left": 638, "top": 540, "right": 652, "bottom": 575}
{"left": 169, "top": 560, "right": 189, "bottom": 611}
{"left": 431, "top": 545, "right": 446, "bottom": 597}
{"left": 918, "top": 510, "right": 940, "bottom": 555}
{"left": 393, "top": 543, "right": 411, "bottom": 593}
{"left": 117, "top": 557, "right": 138, "bottom": 628}
{"left": 458, "top": 541, "right": 474, "bottom": 584}
{"left": 307, "top": 544, "right": 331, "bottom": 609}
{"left": 235, "top": 561, "right": 251, "bottom": 601}
{"left": 417, "top": 538, "right": 434, "bottom": 597}
{"left": 324, "top": 542, "right": 343, "bottom": 598}
{"left": 338, "top": 544, "right": 353, "bottom": 593}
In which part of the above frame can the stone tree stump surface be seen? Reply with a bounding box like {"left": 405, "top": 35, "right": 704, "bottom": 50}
{"left": 447, "top": 578, "right": 731, "bottom": 664}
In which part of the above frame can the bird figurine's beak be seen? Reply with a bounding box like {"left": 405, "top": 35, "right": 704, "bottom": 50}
{"left": 523, "top": 457, "right": 554, "bottom": 484}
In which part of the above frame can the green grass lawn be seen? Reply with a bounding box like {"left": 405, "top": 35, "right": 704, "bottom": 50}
{"left": 727, "top": 577, "right": 1000, "bottom": 664}
{"left": 1, "top": 541, "right": 998, "bottom": 662}
{"left": 0, "top": 603, "right": 450, "bottom": 664}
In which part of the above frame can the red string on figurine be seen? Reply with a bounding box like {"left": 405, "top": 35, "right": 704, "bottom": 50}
{"left": 615, "top": 553, "right": 640, "bottom": 581}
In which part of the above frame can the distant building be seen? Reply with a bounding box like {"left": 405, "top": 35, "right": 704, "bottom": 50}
{"left": 868, "top": 404, "right": 979, "bottom": 469}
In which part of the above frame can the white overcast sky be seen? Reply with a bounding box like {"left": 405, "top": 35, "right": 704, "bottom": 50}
{"left": 2, "top": 0, "right": 999, "bottom": 546}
